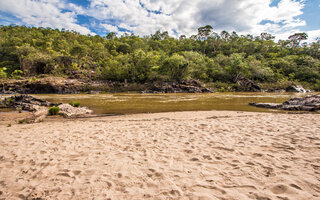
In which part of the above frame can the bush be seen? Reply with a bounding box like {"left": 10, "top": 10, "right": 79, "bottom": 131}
{"left": 69, "top": 101, "right": 80, "bottom": 107}
{"left": 312, "top": 80, "right": 320, "bottom": 91}
{"left": 10, "top": 70, "right": 23, "bottom": 79}
{"left": 48, "top": 106, "right": 60, "bottom": 115}
{"left": 0, "top": 67, "right": 7, "bottom": 78}
{"left": 213, "top": 81, "right": 234, "bottom": 92}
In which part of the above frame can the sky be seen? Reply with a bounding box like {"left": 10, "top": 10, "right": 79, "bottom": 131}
{"left": 0, "top": 0, "right": 319, "bottom": 42}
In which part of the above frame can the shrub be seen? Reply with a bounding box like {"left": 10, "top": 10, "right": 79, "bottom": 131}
{"left": 18, "top": 118, "right": 32, "bottom": 124}
{"left": 5, "top": 97, "right": 13, "bottom": 105}
{"left": 312, "top": 80, "right": 320, "bottom": 91}
{"left": 69, "top": 101, "right": 80, "bottom": 107}
{"left": 10, "top": 70, "right": 23, "bottom": 79}
{"left": 48, "top": 106, "right": 60, "bottom": 115}
{"left": 0, "top": 67, "right": 7, "bottom": 79}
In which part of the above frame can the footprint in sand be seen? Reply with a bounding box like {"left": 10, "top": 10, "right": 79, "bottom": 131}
{"left": 147, "top": 169, "right": 163, "bottom": 178}
{"left": 203, "top": 155, "right": 212, "bottom": 160}
{"left": 72, "top": 170, "right": 81, "bottom": 176}
{"left": 190, "top": 157, "right": 199, "bottom": 161}
{"left": 184, "top": 149, "right": 193, "bottom": 154}
{"left": 270, "top": 184, "right": 288, "bottom": 194}
{"left": 290, "top": 183, "right": 302, "bottom": 190}
{"left": 27, "top": 190, "right": 46, "bottom": 200}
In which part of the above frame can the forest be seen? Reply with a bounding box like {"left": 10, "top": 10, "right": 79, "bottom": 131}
{"left": 0, "top": 25, "right": 320, "bottom": 91}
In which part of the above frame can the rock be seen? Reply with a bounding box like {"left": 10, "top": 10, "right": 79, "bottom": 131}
{"left": 87, "top": 90, "right": 102, "bottom": 94}
{"left": 2, "top": 95, "right": 93, "bottom": 122}
{"left": 1, "top": 77, "right": 213, "bottom": 94}
{"left": 248, "top": 103, "right": 282, "bottom": 109}
{"left": 145, "top": 80, "right": 212, "bottom": 93}
{"left": 249, "top": 95, "right": 320, "bottom": 112}
{"left": 234, "top": 73, "right": 261, "bottom": 92}
{"left": 264, "top": 89, "right": 286, "bottom": 93}
{"left": 2, "top": 95, "right": 57, "bottom": 111}
{"left": 285, "top": 85, "right": 307, "bottom": 93}
{"left": 0, "top": 78, "right": 83, "bottom": 94}
{"left": 58, "top": 104, "right": 92, "bottom": 117}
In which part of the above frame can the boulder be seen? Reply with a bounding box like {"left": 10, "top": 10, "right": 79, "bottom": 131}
{"left": 58, "top": 104, "right": 92, "bottom": 117}
{"left": 0, "top": 78, "right": 83, "bottom": 94}
{"left": 248, "top": 103, "right": 282, "bottom": 109}
{"left": 2, "top": 94, "right": 57, "bottom": 111}
{"left": 145, "top": 80, "right": 212, "bottom": 93}
{"left": 249, "top": 95, "right": 320, "bottom": 112}
{"left": 234, "top": 73, "right": 261, "bottom": 92}
{"left": 1, "top": 95, "right": 93, "bottom": 122}
{"left": 285, "top": 85, "right": 307, "bottom": 93}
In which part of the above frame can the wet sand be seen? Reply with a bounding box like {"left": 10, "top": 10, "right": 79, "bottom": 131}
{"left": 0, "top": 111, "right": 319, "bottom": 199}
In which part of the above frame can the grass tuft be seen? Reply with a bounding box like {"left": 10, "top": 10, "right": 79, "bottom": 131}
{"left": 69, "top": 101, "right": 80, "bottom": 107}
{"left": 48, "top": 106, "right": 60, "bottom": 115}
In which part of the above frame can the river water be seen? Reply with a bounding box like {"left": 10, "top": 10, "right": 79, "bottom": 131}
{"left": 20, "top": 92, "right": 316, "bottom": 115}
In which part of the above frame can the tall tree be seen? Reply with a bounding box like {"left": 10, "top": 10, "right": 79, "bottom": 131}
{"left": 288, "top": 33, "right": 308, "bottom": 48}
{"left": 197, "top": 25, "right": 213, "bottom": 40}
{"left": 260, "top": 32, "right": 275, "bottom": 41}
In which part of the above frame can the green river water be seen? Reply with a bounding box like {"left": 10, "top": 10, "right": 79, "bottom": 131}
{"left": 13, "top": 92, "right": 315, "bottom": 115}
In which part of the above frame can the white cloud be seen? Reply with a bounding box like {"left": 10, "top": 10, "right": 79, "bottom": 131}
{"left": 0, "top": 0, "right": 93, "bottom": 35}
{"left": 82, "top": 0, "right": 309, "bottom": 40}
{"left": 1, "top": 0, "right": 317, "bottom": 42}
{"left": 307, "top": 30, "right": 320, "bottom": 42}
{"left": 100, "top": 23, "right": 118, "bottom": 32}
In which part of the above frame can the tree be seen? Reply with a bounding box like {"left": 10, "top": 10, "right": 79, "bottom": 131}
{"left": 161, "top": 54, "right": 189, "bottom": 82}
{"left": 220, "top": 30, "right": 230, "bottom": 41}
{"left": 179, "top": 35, "right": 186, "bottom": 40}
{"left": 288, "top": 33, "right": 308, "bottom": 48}
{"left": 197, "top": 25, "right": 213, "bottom": 40}
{"left": 151, "top": 30, "right": 169, "bottom": 40}
{"left": 106, "top": 32, "right": 116, "bottom": 40}
{"left": 260, "top": 32, "right": 275, "bottom": 41}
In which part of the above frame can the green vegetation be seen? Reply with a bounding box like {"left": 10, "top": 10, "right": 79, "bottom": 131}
{"left": 69, "top": 101, "right": 80, "bottom": 107}
{"left": 0, "top": 25, "right": 319, "bottom": 90}
{"left": 18, "top": 118, "right": 32, "bottom": 124}
{"left": 48, "top": 106, "right": 60, "bottom": 115}
{"left": 5, "top": 97, "right": 13, "bottom": 105}
{"left": 0, "top": 67, "right": 7, "bottom": 78}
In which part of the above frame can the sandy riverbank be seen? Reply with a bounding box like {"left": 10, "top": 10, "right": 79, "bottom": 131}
{"left": 0, "top": 111, "right": 319, "bottom": 199}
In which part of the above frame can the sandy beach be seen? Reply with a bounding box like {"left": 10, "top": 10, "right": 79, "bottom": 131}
{"left": 0, "top": 111, "right": 319, "bottom": 199}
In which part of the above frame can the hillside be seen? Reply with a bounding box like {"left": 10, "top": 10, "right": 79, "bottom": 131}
{"left": 0, "top": 25, "right": 320, "bottom": 91}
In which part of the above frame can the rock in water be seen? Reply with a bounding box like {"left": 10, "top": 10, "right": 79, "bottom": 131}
{"left": 249, "top": 95, "right": 320, "bottom": 111}
{"left": 248, "top": 103, "right": 282, "bottom": 109}
{"left": 285, "top": 85, "right": 307, "bottom": 93}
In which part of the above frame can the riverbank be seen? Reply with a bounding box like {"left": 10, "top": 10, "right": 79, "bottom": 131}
{"left": 0, "top": 76, "right": 315, "bottom": 94}
{"left": 0, "top": 110, "right": 319, "bottom": 199}
{"left": 0, "top": 77, "right": 212, "bottom": 94}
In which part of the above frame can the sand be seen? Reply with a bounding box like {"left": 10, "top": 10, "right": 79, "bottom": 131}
{"left": 0, "top": 110, "right": 319, "bottom": 200}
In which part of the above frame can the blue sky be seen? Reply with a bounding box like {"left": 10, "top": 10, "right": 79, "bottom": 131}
{"left": 0, "top": 0, "right": 319, "bottom": 42}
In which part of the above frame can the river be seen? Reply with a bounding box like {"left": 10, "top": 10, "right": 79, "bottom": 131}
{"left": 16, "top": 92, "right": 316, "bottom": 115}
